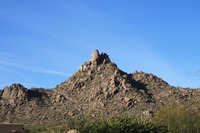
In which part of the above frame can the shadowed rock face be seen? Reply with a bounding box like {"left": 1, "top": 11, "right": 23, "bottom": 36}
{"left": 0, "top": 90, "right": 2, "bottom": 97}
{"left": 2, "top": 83, "right": 27, "bottom": 100}
{"left": 0, "top": 50, "right": 199, "bottom": 125}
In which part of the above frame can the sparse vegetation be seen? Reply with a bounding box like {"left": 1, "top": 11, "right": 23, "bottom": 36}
{"left": 1, "top": 51, "right": 200, "bottom": 133}
{"left": 80, "top": 115, "right": 167, "bottom": 133}
{"left": 24, "top": 105, "right": 200, "bottom": 133}
{"left": 24, "top": 115, "right": 168, "bottom": 133}
{"left": 152, "top": 104, "right": 200, "bottom": 133}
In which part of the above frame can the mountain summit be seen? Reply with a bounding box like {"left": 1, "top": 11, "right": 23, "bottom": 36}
{"left": 0, "top": 50, "right": 199, "bottom": 125}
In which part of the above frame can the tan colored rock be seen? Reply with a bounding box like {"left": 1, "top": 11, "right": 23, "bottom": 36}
{"left": 67, "top": 129, "right": 80, "bottom": 133}
{"left": 67, "top": 110, "right": 74, "bottom": 116}
{"left": 124, "top": 97, "right": 131, "bottom": 103}
{"left": 90, "top": 49, "right": 100, "bottom": 62}
{"left": 55, "top": 94, "right": 66, "bottom": 102}
{"left": 2, "top": 83, "right": 27, "bottom": 100}
{"left": 0, "top": 50, "right": 199, "bottom": 126}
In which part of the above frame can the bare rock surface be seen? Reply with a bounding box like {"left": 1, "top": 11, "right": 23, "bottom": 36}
{"left": 67, "top": 129, "right": 80, "bottom": 133}
{"left": 0, "top": 50, "right": 199, "bottom": 126}
{"left": 90, "top": 49, "right": 100, "bottom": 62}
{"left": 2, "top": 83, "right": 27, "bottom": 100}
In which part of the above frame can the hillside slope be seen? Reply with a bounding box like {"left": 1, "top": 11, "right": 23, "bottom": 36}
{"left": 0, "top": 50, "right": 199, "bottom": 125}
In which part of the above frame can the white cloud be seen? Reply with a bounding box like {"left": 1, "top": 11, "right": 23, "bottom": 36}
{"left": 0, "top": 60, "right": 71, "bottom": 76}
{"left": 0, "top": 66, "right": 21, "bottom": 74}
{"left": 0, "top": 52, "right": 71, "bottom": 76}
{"left": 0, "top": 52, "right": 71, "bottom": 89}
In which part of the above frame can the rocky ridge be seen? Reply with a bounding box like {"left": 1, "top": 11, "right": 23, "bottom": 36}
{"left": 0, "top": 50, "right": 199, "bottom": 125}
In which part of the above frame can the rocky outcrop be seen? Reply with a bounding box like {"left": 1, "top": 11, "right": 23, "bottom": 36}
{"left": 78, "top": 50, "right": 111, "bottom": 71}
{"left": 132, "top": 71, "right": 168, "bottom": 86}
{"left": 0, "top": 49, "right": 199, "bottom": 126}
{"left": 90, "top": 49, "right": 100, "bottom": 62}
{"left": 55, "top": 50, "right": 199, "bottom": 119}
{"left": 89, "top": 49, "right": 111, "bottom": 64}
{"left": 2, "top": 83, "right": 27, "bottom": 101}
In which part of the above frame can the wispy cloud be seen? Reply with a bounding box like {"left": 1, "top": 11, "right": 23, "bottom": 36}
{"left": 0, "top": 60, "right": 71, "bottom": 76}
{"left": 0, "top": 52, "right": 71, "bottom": 76}
{"left": 42, "top": 70, "right": 68, "bottom": 76}
{"left": 0, "top": 66, "right": 21, "bottom": 74}
{"left": 0, "top": 52, "right": 26, "bottom": 60}
{"left": 0, "top": 52, "right": 71, "bottom": 89}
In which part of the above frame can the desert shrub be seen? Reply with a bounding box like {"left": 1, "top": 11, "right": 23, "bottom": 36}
{"left": 80, "top": 115, "right": 168, "bottom": 133}
{"left": 24, "top": 126, "right": 48, "bottom": 133}
{"left": 24, "top": 115, "right": 168, "bottom": 133}
{"left": 152, "top": 105, "right": 200, "bottom": 133}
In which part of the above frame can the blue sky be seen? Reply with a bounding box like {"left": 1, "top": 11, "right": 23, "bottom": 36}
{"left": 0, "top": 0, "right": 200, "bottom": 89}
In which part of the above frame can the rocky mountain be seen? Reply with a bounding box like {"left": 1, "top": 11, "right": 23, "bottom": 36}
{"left": 0, "top": 50, "right": 199, "bottom": 125}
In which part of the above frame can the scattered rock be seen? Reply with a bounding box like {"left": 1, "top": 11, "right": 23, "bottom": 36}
{"left": 67, "top": 110, "right": 74, "bottom": 116}
{"left": 0, "top": 49, "right": 199, "bottom": 126}
{"left": 124, "top": 97, "right": 131, "bottom": 103}
{"left": 55, "top": 94, "right": 66, "bottom": 102}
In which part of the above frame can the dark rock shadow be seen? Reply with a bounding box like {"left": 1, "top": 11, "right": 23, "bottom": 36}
{"left": 27, "top": 88, "right": 47, "bottom": 101}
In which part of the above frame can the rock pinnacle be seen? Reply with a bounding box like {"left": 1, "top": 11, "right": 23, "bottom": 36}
{"left": 90, "top": 49, "right": 100, "bottom": 62}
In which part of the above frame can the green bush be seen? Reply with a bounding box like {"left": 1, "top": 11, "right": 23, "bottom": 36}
{"left": 80, "top": 115, "right": 168, "bottom": 133}
{"left": 24, "top": 115, "right": 168, "bottom": 133}
{"left": 24, "top": 126, "right": 48, "bottom": 133}
{"left": 152, "top": 105, "right": 200, "bottom": 133}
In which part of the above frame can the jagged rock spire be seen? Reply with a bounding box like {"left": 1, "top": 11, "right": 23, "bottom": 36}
{"left": 90, "top": 49, "right": 111, "bottom": 64}
{"left": 0, "top": 50, "right": 199, "bottom": 126}
{"left": 78, "top": 50, "right": 112, "bottom": 71}
{"left": 90, "top": 49, "right": 100, "bottom": 62}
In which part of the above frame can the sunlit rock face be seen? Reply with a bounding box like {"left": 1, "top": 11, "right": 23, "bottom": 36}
{"left": 2, "top": 83, "right": 27, "bottom": 100}
{"left": 0, "top": 49, "right": 199, "bottom": 125}
{"left": 90, "top": 49, "right": 100, "bottom": 62}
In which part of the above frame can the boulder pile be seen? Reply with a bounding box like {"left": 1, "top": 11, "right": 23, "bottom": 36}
{"left": 0, "top": 49, "right": 199, "bottom": 125}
